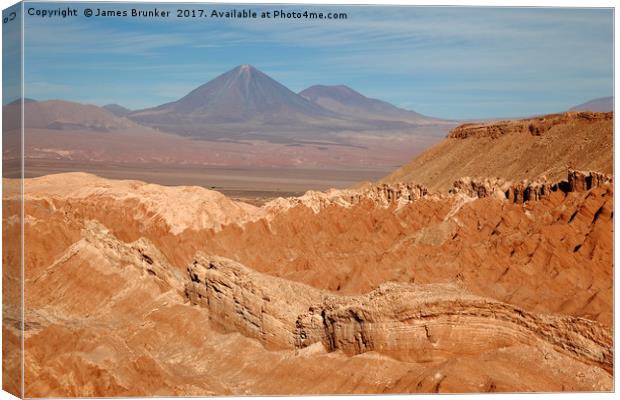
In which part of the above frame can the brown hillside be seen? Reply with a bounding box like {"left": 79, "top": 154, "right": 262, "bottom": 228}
{"left": 382, "top": 112, "right": 613, "bottom": 191}
{"left": 3, "top": 100, "right": 133, "bottom": 131}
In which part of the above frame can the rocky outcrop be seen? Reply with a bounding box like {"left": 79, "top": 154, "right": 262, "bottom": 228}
{"left": 568, "top": 169, "right": 613, "bottom": 192}
{"left": 185, "top": 254, "right": 325, "bottom": 349}
{"left": 267, "top": 169, "right": 612, "bottom": 218}
{"left": 449, "top": 177, "right": 512, "bottom": 200}
{"left": 505, "top": 177, "right": 556, "bottom": 203}
{"left": 264, "top": 182, "right": 428, "bottom": 214}
{"left": 449, "top": 112, "right": 613, "bottom": 140}
{"left": 450, "top": 169, "right": 612, "bottom": 204}
{"left": 265, "top": 168, "right": 613, "bottom": 218}
{"left": 185, "top": 254, "right": 612, "bottom": 373}
{"left": 356, "top": 182, "right": 428, "bottom": 205}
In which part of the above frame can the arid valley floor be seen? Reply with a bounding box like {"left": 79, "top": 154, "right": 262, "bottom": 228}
{"left": 2, "top": 110, "right": 614, "bottom": 395}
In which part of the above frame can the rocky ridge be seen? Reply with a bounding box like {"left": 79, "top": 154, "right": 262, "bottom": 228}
{"left": 264, "top": 182, "right": 429, "bottom": 214}
{"left": 382, "top": 111, "right": 613, "bottom": 191}
{"left": 449, "top": 112, "right": 612, "bottom": 139}
{"left": 17, "top": 169, "right": 610, "bottom": 239}
{"left": 450, "top": 169, "right": 612, "bottom": 203}
{"left": 185, "top": 254, "right": 612, "bottom": 373}
{"left": 20, "top": 172, "right": 259, "bottom": 235}
{"left": 268, "top": 169, "right": 612, "bottom": 215}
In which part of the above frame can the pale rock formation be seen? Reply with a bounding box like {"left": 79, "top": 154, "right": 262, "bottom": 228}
{"left": 30, "top": 220, "right": 186, "bottom": 297}
{"left": 185, "top": 254, "right": 612, "bottom": 373}
{"left": 263, "top": 182, "right": 428, "bottom": 214}
{"left": 20, "top": 172, "right": 259, "bottom": 234}
{"left": 449, "top": 177, "right": 511, "bottom": 200}
{"left": 450, "top": 169, "right": 613, "bottom": 204}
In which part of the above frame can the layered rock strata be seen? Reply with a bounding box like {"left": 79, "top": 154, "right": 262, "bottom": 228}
{"left": 185, "top": 254, "right": 612, "bottom": 373}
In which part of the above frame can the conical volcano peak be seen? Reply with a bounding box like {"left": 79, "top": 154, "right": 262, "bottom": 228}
{"left": 235, "top": 64, "right": 259, "bottom": 81}
{"left": 135, "top": 63, "right": 330, "bottom": 119}
{"left": 232, "top": 64, "right": 260, "bottom": 79}
{"left": 129, "top": 64, "right": 448, "bottom": 134}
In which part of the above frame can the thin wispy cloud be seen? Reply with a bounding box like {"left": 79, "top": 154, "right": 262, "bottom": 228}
{"left": 25, "top": 23, "right": 188, "bottom": 56}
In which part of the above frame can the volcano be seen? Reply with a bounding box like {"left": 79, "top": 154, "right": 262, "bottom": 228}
{"left": 134, "top": 65, "right": 331, "bottom": 123}
{"left": 299, "top": 84, "right": 447, "bottom": 124}
{"left": 129, "top": 65, "right": 454, "bottom": 142}
{"left": 129, "top": 65, "right": 349, "bottom": 139}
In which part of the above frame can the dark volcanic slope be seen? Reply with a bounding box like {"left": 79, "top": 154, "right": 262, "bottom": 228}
{"left": 299, "top": 84, "right": 446, "bottom": 124}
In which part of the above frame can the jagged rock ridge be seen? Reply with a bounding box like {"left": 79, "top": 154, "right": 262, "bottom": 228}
{"left": 270, "top": 169, "right": 612, "bottom": 217}
{"left": 450, "top": 169, "right": 613, "bottom": 204}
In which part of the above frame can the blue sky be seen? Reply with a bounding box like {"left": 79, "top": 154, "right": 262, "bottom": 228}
{"left": 18, "top": 3, "right": 614, "bottom": 119}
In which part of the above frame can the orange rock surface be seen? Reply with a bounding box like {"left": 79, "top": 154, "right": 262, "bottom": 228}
{"left": 383, "top": 112, "right": 613, "bottom": 191}
{"left": 2, "top": 112, "right": 614, "bottom": 396}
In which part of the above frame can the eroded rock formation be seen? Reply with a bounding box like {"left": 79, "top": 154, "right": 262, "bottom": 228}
{"left": 5, "top": 164, "right": 613, "bottom": 395}
{"left": 450, "top": 169, "right": 613, "bottom": 204}
{"left": 186, "top": 254, "right": 612, "bottom": 373}
{"left": 568, "top": 169, "right": 613, "bottom": 192}
{"left": 264, "top": 182, "right": 428, "bottom": 214}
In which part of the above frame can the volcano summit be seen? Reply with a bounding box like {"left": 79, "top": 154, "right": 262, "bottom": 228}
{"left": 129, "top": 64, "right": 453, "bottom": 144}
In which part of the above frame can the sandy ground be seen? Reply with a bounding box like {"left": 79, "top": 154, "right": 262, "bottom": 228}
{"left": 21, "top": 160, "right": 394, "bottom": 201}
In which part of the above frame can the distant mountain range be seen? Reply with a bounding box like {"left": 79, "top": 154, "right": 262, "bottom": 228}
{"left": 3, "top": 99, "right": 133, "bottom": 132}
{"left": 103, "top": 103, "right": 132, "bottom": 117}
{"left": 5, "top": 67, "right": 612, "bottom": 171}
{"left": 569, "top": 96, "right": 613, "bottom": 112}
{"left": 128, "top": 64, "right": 452, "bottom": 143}
{"left": 299, "top": 85, "right": 441, "bottom": 124}
{"left": 2, "top": 65, "right": 458, "bottom": 170}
